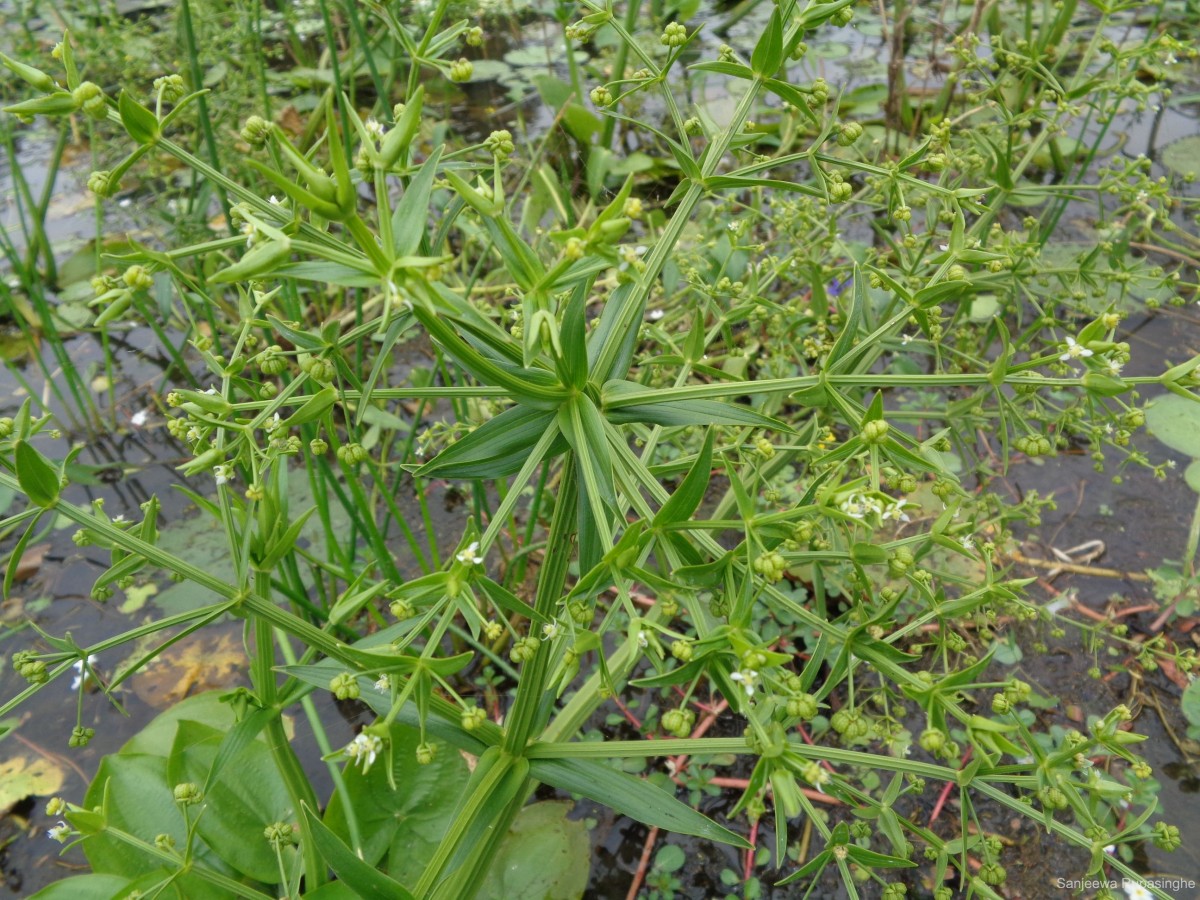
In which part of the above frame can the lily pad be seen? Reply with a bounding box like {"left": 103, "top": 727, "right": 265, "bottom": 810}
{"left": 479, "top": 800, "right": 590, "bottom": 900}
{"left": 0, "top": 755, "right": 66, "bottom": 810}
{"left": 1186, "top": 459, "right": 1200, "bottom": 494}
{"left": 1145, "top": 394, "right": 1200, "bottom": 458}
{"left": 1162, "top": 136, "right": 1200, "bottom": 180}
{"left": 323, "top": 722, "right": 470, "bottom": 886}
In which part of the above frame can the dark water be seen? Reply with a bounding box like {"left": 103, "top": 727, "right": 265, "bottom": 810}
{"left": 2, "top": 3, "right": 1200, "bottom": 898}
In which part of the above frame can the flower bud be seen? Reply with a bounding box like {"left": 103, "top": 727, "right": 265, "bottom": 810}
{"left": 329, "top": 672, "right": 360, "bottom": 700}
{"left": 72, "top": 82, "right": 107, "bottom": 119}
{"left": 173, "top": 782, "right": 203, "bottom": 805}
{"left": 241, "top": 115, "right": 272, "bottom": 149}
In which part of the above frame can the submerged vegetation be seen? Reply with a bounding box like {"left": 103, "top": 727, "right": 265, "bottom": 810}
{"left": 2, "top": 0, "right": 1200, "bottom": 896}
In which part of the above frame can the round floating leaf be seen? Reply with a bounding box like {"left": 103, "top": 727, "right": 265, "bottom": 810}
{"left": 809, "top": 40, "right": 851, "bottom": 60}
{"left": 1182, "top": 678, "right": 1200, "bottom": 728}
{"left": 1145, "top": 394, "right": 1200, "bottom": 458}
{"left": 1186, "top": 459, "right": 1200, "bottom": 494}
{"left": 478, "top": 801, "right": 590, "bottom": 900}
{"left": 1162, "top": 136, "right": 1200, "bottom": 180}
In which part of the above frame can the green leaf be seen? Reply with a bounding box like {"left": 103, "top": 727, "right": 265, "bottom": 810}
{"left": 303, "top": 804, "right": 417, "bottom": 899}
{"left": 654, "top": 428, "right": 714, "bottom": 527}
{"left": 418, "top": 405, "right": 562, "bottom": 479}
{"left": 82, "top": 756, "right": 226, "bottom": 899}
{"left": 1180, "top": 679, "right": 1200, "bottom": 728}
{"left": 557, "top": 283, "right": 589, "bottom": 390}
{"left": 478, "top": 801, "right": 590, "bottom": 900}
{"left": 476, "top": 576, "right": 550, "bottom": 624}
{"left": 606, "top": 396, "right": 782, "bottom": 430}
{"left": 393, "top": 147, "right": 443, "bottom": 256}
{"left": 775, "top": 849, "right": 832, "bottom": 885}
{"left": 27, "top": 875, "right": 133, "bottom": 900}
{"left": 689, "top": 61, "right": 754, "bottom": 79}
{"left": 15, "top": 440, "right": 61, "bottom": 507}
{"left": 1146, "top": 394, "right": 1200, "bottom": 458}
{"left": 117, "top": 90, "right": 159, "bottom": 144}
{"left": 168, "top": 720, "right": 293, "bottom": 883}
{"left": 751, "top": 7, "right": 784, "bottom": 76}
{"left": 282, "top": 386, "right": 338, "bottom": 428}
{"left": 3, "top": 508, "right": 44, "bottom": 599}
{"left": 275, "top": 261, "right": 378, "bottom": 286}
{"left": 845, "top": 845, "right": 918, "bottom": 868}
{"left": 529, "top": 756, "right": 751, "bottom": 848}
{"left": 587, "top": 282, "right": 643, "bottom": 383}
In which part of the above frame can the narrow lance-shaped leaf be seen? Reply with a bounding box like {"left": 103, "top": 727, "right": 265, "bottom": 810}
{"left": 529, "top": 755, "right": 752, "bottom": 849}
{"left": 654, "top": 427, "right": 714, "bottom": 527}
{"left": 301, "top": 805, "right": 416, "bottom": 900}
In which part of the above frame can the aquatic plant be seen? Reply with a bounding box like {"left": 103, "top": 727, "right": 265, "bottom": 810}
{"left": 1, "top": 0, "right": 1198, "bottom": 896}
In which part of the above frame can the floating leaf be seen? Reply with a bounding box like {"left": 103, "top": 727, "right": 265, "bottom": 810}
{"left": 1186, "top": 459, "right": 1200, "bottom": 494}
{"left": 324, "top": 723, "right": 469, "bottom": 885}
{"left": 478, "top": 801, "right": 589, "bottom": 900}
{"left": 0, "top": 754, "right": 66, "bottom": 810}
{"left": 1146, "top": 394, "right": 1200, "bottom": 458}
{"left": 1162, "top": 136, "right": 1200, "bottom": 180}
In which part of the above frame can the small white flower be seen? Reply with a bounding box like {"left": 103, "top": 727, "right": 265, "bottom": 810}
{"left": 729, "top": 669, "right": 759, "bottom": 698}
{"left": 637, "top": 630, "right": 648, "bottom": 649}
{"left": 542, "top": 621, "right": 560, "bottom": 641}
{"left": 365, "top": 118, "right": 386, "bottom": 140}
{"left": 900, "top": 333, "right": 914, "bottom": 345}
{"left": 344, "top": 733, "right": 383, "bottom": 772}
{"left": 47, "top": 821, "right": 70, "bottom": 843}
{"left": 1059, "top": 336, "right": 1093, "bottom": 362}
{"left": 71, "top": 655, "right": 98, "bottom": 691}
{"left": 373, "top": 674, "right": 392, "bottom": 692}
{"left": 130, "top": 409, "right": 150, "bottom": 427}
{"left": 647, "top": 309, "right": 665, "bottom": 321}
{"left": 213, "top": 465, "right": 233, "bottom": 486}
{"left": 1104, "top": 360, "right": 1124, "bottom": 376}
{"left": 960, "top": 535, "right": 975, "bottom": 551}
{"left": 455, "top": 541, "right": 484, "bottom": 565}
{"left": 1123, "top": 880, "right": 1153, "bottom": 900}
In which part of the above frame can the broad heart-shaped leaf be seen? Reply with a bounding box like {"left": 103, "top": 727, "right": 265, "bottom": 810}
{"left": 528, "top": 756, "right": 750, "bottom": 849}
{"left": 323, "top": 722, "right": 469, "bottom": 883}
{"left": 478, "top": 801, "right": 589, "bottom": 900}
{"left": 1145, "top": 393, "right": 1200, "bottom": 458}
{"left": 167, "top": 720, "right": 294, "bottom": 884}
{"left": 417, "top": 404, "right": 561, "bottom": 479}
{"left": 303, "top": 805, "right": 416, "bottom": 899}
{"left": 654, "top": 427, "right": 714, "bottom": 528}
{"left": 14, "top": 440, "right": 60, "bottom": 507}
{"left": 81, "top": 755, "right": 227, "bottom": 899}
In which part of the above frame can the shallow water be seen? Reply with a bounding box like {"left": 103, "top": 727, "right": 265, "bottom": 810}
{"left": 2, "top": 3, "right": 1200, "bottom": 898}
